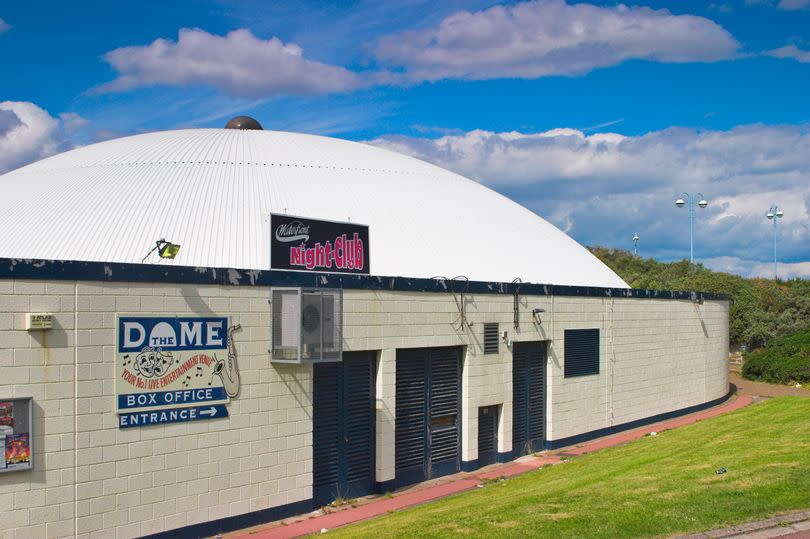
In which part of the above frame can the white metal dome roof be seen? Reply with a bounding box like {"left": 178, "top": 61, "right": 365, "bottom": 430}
{"left": 0, "top": 128, "right": 627, "bottom": 288}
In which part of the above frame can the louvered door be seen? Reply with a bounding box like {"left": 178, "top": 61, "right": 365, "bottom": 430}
{"left": 478, "top": 405, "right": 498, "bottom": 466}
{"left": 343, "top": 356, "right": 375, "bottom": 496}
{"left": 512, "top": 341, "right": 546, "bottom": 457}
{"left": 395, "top": 347, "right": 461, "bottom": 486}
{"left": 428, "top": 348, "right": 461, "bottom": 478}
{"left": 313, "top": 352, "right": 376, "bottom": 506}
{"left": 395, "top": 349, "right": 428, "bottom": 485}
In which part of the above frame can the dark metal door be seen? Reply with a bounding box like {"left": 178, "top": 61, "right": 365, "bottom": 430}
{"left": 478, "top": 405, "right": 498, "bottom": 466}
{"left": 512, "top": 341, "right": 547, "bottom": 457}
{"left": 395, "top": 347, "right": 461, "bottom": 486}
{"left": 313, "top": 352, "right": 376, "bottom": 506}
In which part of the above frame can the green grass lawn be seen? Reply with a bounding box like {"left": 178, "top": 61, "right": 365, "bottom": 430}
{"left": 333, "top": 397, "right": 810, "bottom": 538}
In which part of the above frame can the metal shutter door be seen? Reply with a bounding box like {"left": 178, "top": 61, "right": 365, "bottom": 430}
{"left": 512, "top": 341, "right": 546, "bottom": 456}
{"left": 395, "top": 349, "right": 428, "bottom": 485}
{"left": 527, "top": 342, "right": 547, "bottom": 451}
{"left": 429, "top": 347, "right": 461, "bottom": 478}
{"left": 313, "top": 362, "right": 341, "bottom": 505}
{"left": 395, "top": 347, "right": 462, "bottom": 486}
{"left": 344, "top": 354, "right": 376, "bottom": 494}
{"left": 478, "top": 405, "right": 498, "bottom": 466}
{"left": 313, "top": 353, "right": 376, "bottom": 506}
{"left": 512, "top": 343, "right": 529, "bottom": 456}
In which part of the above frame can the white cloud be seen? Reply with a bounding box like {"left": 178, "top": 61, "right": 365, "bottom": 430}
{"left": 768, "top": 44, "right": 810, "bottom": 63}
{"left": 373, "top": 0, "right": 740, "bottom": 81}
{"left": 0, "top": 17, "right": 9, "bottom": 33}
{"left": 368, "top": 124, "right": 810, "bottom": 270}
{"left": 95, "top": 28, "right": 364, "bottom": 98}
{"left": 704, "top": 257, "right": 810, "bottom": 279}
{"left": 777, "top": 0, "right": 810, "bottom": 10}
{"left": 0, "top": 102, "right": 84, "bottom": 174}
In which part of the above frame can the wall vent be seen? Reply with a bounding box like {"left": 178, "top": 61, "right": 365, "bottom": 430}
{"left": 483, "top": 323, "right": 499, "bottom": 354}
{"left": 564, "top": 328, "right": 600, "bottom": 377}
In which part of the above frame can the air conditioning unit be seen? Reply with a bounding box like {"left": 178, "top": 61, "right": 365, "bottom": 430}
{"left": 270, "top": 288, "right": 343, "bottom": 363}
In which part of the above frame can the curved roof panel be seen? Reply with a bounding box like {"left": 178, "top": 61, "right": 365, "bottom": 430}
{"left": 0, "top": 129, "right": 627, "bottom": 288}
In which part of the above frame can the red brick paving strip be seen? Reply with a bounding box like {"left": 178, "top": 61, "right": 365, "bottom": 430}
{"left": 235, "top": 394, "right": 754, "bottom": 539}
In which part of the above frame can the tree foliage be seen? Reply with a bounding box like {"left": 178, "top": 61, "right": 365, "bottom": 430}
{"left": 588, "top": 247, "right": 810, "bottom": 348}
{"left": 742, "top": 326, "right": 810, "bottom": 384}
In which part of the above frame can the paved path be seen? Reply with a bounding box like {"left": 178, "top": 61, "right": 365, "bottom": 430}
{"left": 230, "top": 394, "right": 754, "bottom": 539}
{"left": 730, "top": 372, "right": 809, "bottom": 399}
{"left": 677, "top": 509, "right": 810, "bottom": 539}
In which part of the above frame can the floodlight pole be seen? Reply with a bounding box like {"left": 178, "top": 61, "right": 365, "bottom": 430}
{"left": 632, "top": 233, "right": 639, "bottom": 256}
{"left": 766, "top": 205, "right": 784, "bottom": 279}
{"left": 675, "top": 193, "right": 708, "bottom": 265}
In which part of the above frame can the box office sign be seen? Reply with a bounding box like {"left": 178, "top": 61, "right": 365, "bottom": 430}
{"left": 271, "top": 213, "right": 369, "bottom": 274}
{"left": 116, "top": 317, "right": 241, "bottom": 428}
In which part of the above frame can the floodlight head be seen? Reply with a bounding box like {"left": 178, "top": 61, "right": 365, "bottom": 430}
{"left": 698, "top": 199, "right": 708, "bottom": 209}
{"left": 158, "top": 241, "right": 181, "bottom": 259}
{"left": 776, "top": 210, "right": 784, "bottom": 218}
{"left": 632, "top": 234, "right": 640, "bottom": 242}
{"left": 675, "top": 198, "right": 685, "bottom": 208}
{"left": 767, "top": 212, "right": 774, "bottom": 220}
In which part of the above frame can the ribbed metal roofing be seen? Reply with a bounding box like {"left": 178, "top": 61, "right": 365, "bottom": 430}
{"left": 0, "top": 128, "right": 627, "bottom": 288}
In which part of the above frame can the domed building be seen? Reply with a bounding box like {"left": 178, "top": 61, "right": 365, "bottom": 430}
{"left": 0, "top": 119, "right": 728, "bottom": 539}
{"left": 0, "top": 125, "right": 626, "bottom": 287}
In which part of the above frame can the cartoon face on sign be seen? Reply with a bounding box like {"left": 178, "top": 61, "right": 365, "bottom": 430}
{"left": 133, "top": 347, "right": 174, "bottom": 378}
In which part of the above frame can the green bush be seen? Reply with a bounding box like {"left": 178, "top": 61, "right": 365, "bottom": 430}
{"left": 588, "top": 247, "right": 810, "bottom": 349}
{"left": 742, "top": 326, "right": 810, "bottom": 384}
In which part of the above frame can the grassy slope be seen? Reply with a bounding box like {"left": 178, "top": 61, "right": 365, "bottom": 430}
{"left": 333, "top": 398, "right": 810, "bottom": 538}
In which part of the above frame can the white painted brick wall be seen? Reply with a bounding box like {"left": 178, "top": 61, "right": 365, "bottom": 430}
{"left": 1, "top": 280, "right": 727, "bottom": 538}
{"left": 1, "top": 280, "right": 311, "bottom": 539}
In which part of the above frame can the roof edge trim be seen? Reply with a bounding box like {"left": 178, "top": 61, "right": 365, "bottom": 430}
{"left": 0, "top": 258, "right": 728, "bottom": 301}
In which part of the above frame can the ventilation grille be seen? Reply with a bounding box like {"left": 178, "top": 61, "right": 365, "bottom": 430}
{"left": 564, "top": 328, "right": 600, "bottom": 377}
{"left": 483, "top": 323, "right": 499, "bottom": 354}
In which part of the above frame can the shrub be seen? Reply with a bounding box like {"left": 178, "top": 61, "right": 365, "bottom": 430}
{"left": 589, "top": 247, "right": 810, "bottom": 349}
{"left": 742, "top": 326, "right": 810, "bottom": 384}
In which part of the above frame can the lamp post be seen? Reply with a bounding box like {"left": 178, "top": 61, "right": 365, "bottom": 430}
{"left": 632, "top": 233, "right": 639, "bottom": 256}
{"left": 766, "top": 205, "right": 784, "bottom": 279}
{"left": 675, "top": 193, "right": 708, "bottom": 264}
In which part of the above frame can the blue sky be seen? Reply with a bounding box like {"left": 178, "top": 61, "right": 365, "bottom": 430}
{"left": 1, "top": 0, "right": 809, "bottom": 277}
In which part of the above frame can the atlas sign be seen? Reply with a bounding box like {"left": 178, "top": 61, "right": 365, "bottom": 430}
{"left": 118, "top": 317, "right": 228, "bottom": 353}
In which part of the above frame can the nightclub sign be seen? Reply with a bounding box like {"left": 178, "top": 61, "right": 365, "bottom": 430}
{"left": 270, "top": 214, "right": 369, "bottom": 274}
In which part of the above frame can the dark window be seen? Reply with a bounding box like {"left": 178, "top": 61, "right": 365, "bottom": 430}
{"left": 483, "top": 323, "right": 499, "bottom": 354}
{"left": 564, "top": 329, "right": 599, "bottom": 377}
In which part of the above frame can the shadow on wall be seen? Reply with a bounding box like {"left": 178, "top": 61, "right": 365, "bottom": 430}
{"left": 29, "top": 315, "right": 70, "bottom": 349}
{"left": 181, "top": 286, "right": 217, "bottom": 316}
{"left": 277, "top": 363, "right": 314, "bottom": 423}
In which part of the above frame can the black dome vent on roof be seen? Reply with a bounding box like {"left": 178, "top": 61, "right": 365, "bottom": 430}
{"left": 225, "top": 116, "right": 263, "bottom": 130}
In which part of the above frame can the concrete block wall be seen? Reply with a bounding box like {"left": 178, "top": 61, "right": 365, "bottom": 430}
{"left": 546, "top": 297, "right": 729, "bottom": 442}
{"left": 342, "top": 290, "right": 727, "bottom": 469}
{"left": 1, "top": 280, "right": 312, "bottom": 539}
{"left": 1, "top": 279, "right": 728, "bottom": 538}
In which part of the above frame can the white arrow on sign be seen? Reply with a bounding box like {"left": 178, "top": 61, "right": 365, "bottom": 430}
{"left": 199, "top": 407, "right": 218, "bottom": 417}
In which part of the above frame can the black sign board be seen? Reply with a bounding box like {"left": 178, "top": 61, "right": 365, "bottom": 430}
{"left": 270, "top": 214, "right": 370, "bottom": 274}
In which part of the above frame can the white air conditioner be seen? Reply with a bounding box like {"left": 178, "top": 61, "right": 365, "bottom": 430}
{"left": 270, "top": 288, "right": 342, "bottom": 363}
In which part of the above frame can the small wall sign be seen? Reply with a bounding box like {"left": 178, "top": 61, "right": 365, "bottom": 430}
{"left": 25, "top": 313, "right": 53, "bottom": 331}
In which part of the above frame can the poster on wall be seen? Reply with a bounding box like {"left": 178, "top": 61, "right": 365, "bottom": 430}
{"left": 116, "top": 317, "right": 241, "bottom": 428}
{"left": 270, "top": 213, "right": 370, "bottom": 274}
{"left": 5, "top": 434, "right": 30, "bottom": 470}
{"left": 0, "top": 398, "right": 33, "bottom": 473}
